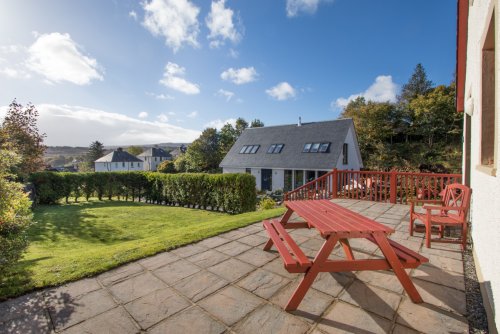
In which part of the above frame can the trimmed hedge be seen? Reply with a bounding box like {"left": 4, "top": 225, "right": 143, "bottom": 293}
{"left": 29, "top": 172, "right": 256, "bottom": 214}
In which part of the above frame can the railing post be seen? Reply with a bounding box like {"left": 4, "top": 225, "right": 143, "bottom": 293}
{"left": 390, "top": 170, "right": 397, "bottom": 204}
{"left": 332, "top": 168, "right": 338, "bottom": 199}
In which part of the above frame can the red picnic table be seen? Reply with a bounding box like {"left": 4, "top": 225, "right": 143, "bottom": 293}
{"left": 263, "top": 199, "right": 428, "bottom": 311}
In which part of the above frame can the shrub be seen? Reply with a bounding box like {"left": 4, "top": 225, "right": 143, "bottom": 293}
{"left": 30, "top": 171, "right": 256, "bottom": 214}
{"left": 157, "top": 160, "right": 176, "bottom": 173}
{"left": 259, "top": 196, "right": 276, "bottom": 210}
{"left": 0, "top": 150, "right": 32, "bottom": 273}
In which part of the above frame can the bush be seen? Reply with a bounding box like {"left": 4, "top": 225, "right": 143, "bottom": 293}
{"left": 259, "top": 196, "right": 276, "bottom": 210}
{"left": 30, "top": 171, "right": 257, "bottom": 214}
{"left": 157, "top": 160, "right": 176, "bottom": 173}
{"left": 0, "top": 150, "right": 32, "bottom": 273}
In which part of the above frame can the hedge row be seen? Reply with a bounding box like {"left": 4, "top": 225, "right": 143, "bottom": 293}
{"left": 29, "top": 172, "right": 256, "bottom": 214}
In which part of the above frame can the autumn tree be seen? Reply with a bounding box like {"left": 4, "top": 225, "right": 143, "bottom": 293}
{"left": 0, "top": 100, "right": 46, "bottom": 180}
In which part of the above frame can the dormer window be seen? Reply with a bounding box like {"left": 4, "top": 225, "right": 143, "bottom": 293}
{"left": 267, "top": 144, "right": 284, "bottom": 154}
{"left": 239, "top": 145, "right": 260, "bottom": 154}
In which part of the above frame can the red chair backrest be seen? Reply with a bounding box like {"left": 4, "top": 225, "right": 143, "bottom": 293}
{"left": 442, "top": 183, "right": 472, "bottom": 221}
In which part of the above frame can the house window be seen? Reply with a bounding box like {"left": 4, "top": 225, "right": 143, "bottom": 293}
{"left": 303, "top": 143, "right": 312, "bottom": 152}
{"left": 122, "top": 162, "right": 125, "bottom": 167}
{"left": 115, "top": 163, "right": 118, "bottom": 168}
{"left": 245, "top": 168, "right": 251, "bottom": 174}
{"left": 481, "top": 13, "right": 495, "bottom": 168}
{"left": 310, "top": 143, "right": 320, "bottom": 153}
{"left": 131, "top": 162, "right": 134, "bottom": 167}
{"left": 319, "top": 143, "right": 330, "bottom": 153}
{"left": 303, "top": 143, "right": 330, "bottom": 153}
{"left": 342, "top": 143, "right": 348, "bottom": 164}
{"left": 267, "top": 144, "right": 284, "bottom": 154}
{"left": 294, "top": 170, "right": 304, "bottom": 188}
{"left": 239, "top": 145, "right": 260, "bottom": 154}
{"left": 284, "top": 170, "right": 293, "bottom": 192}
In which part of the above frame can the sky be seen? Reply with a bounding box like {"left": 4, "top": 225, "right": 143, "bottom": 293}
{"left": 0, "top": 0, "right": 457, "bottom": 147}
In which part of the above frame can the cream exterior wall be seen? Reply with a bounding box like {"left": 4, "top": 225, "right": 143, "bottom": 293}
{"left": 94, "top": 161, "right": 143, "bottom": 172}
{"left": 336, "top": 126, "right": 363, "bottom": 170}
{"left": 464, "top": 0, "right": 500, "bottom": 330}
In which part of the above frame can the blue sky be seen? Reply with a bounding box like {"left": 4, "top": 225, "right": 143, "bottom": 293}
{"left": 0, "top": 0, "right": 457, "bottom": 146}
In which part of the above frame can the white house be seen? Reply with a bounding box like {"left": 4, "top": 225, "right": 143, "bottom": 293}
{"left": 94, "top": 148, "right": 143, "bottom": 172}
{"left": 220, "top": 118, "right": 363, "bottom": 191}
{"left": 457, "top": 0, "right": 499, "bottom": 331}
{"left": 137, "top": 147, "right": 171, "bottom": 171}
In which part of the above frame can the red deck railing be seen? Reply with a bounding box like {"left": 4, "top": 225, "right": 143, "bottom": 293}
{"left": 284, "top": 169, "right": 462, "bottom": 204}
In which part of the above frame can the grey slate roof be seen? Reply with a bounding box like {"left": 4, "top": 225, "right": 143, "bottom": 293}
{"left": 220, "top": 119, "right": 355, "bottom": 170}
{"left": 95, "top": 148, "right": 143, "bottom": 163}
{"left": 137, "top": 147, "right": 171, "bottom": 158}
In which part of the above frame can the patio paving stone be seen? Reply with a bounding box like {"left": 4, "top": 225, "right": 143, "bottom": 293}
{"left": 138, "top": 251, "right": 180, "bottom": 270}
{"left": 316, "top": 301, "right": 393, "bottom": 334}
{"left": 355, "top": 270, "right": 405, "bottom": 294}
{"left": 214, "top": 240, "right": 252, "bottom": 256}
{"left": 186, "top": 249, "right": 229, "bottom": 268}
{"left": 237, "top": 268, "right": 290, "bottom": 299}
{"left": 237, "top": 234, "right": 268, "bottom": 247}
{"left": 395, "top": 298, "right": 468, "bottom": 334}
{"left": 0, "top": 292, "right": 47, "bottom": 323}
{"left": 152, "top": 259, "right": 201, "bottom": 285}
{"left": 0, "top": 310, "right": 52, "bottom": 334}
{"left": 392, "top": 323, "right": 420, "bottom": 334}
{"left": 339, "top": 280, "right": 401, "bottom": 320}
{"left": 219, "top": 229, "right": 248, "bottom": 240}
{"left": 310, "top": 272, "right": 353, "bottom": 297}
{"left": 172, "top": 270, "right": 228, "bottom": 301}
{"left": 261, "top": 258, "right": 300, "bottom": 280}
{"left": 124, "top": 287, "right": 190, "bottom": 329}
{"left": 410, "top": 278, "right": 466, "bottom": 315}
{"left": 171, "top": 244, "right": 208, "bottom": 258}
{"left": 196, "top": 235, "right": 231, "bottom": 248}
{"left": 98, "top": 262, "right": 145, "bottom": 286}
{"left": 208, "top": 258, "right": 255, "bottom": 282}
{"left": 62, "top": 306, "right": 139, "bottom": 334}
{"left": 235, "top": 247, "right": 278, "bottom": 267}
{"left": 427, "top": 254, "right": 464, "bottom": 274}
{"left": 233, "top": 304, "right": 310, "bottom": 334}
{"left": 48, "top": 289, "right": 116, "bottom": 331}
{"left": 148, "top": 306, "right": 225, "bottom": 334}
{"left": 270, "top": 280, "right": 333, "bottom": 322}
{"left": 198, "top": 286, "right": 263, "bottom": 326}
{"left": 108, "top": 272, "right": 166, "bottom": 304}
{"left": 45, "top": 278, "right": 101, "bottom": 301}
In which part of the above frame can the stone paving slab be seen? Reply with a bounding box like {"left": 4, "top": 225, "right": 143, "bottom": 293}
{"left": 0, "top": 199, "right": 469, "bottom": 333}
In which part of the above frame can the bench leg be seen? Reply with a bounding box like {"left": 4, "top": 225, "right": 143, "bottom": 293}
{"left": 285, "top": 235, "right": 339, "bottom": 311}
{"left": 373, "top": 233, "right": 423, "bottom": 303}
{"left": 264, "top": 208, "right": 293, "bottom": 251}
{"left": 340, "top": 239, "right": 355, "bottom": 260}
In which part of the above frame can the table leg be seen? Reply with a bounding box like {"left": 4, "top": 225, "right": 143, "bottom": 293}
{"left": 339, "top": 239, "right": 355, "bottom": 260}
{"left": 263, "top": 208, "right": 294, "bottom": 251}
{"left": 373, "top": 233, "right": 423, "bottom": 303}
{"left": 285, "top": 235, "right": 339, "bottom": 311}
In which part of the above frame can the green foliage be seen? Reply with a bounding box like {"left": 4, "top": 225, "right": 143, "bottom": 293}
{"left": 0, "top": 149, "right": 32, "bottom": 274}
{"left": 250, "top": 119, "right": 265, "bottom": 128}
{"left": 126, "top": 146, "right": 143, "bottom": 156}
{"left": 29, "top": 171, "right": 257, "bottom": 214}
{"left": 84, "top": 141, "right": 105, "bottom": 171}
{"left": 157, "top": 160, "right": 176, "bottom": 173}
{"left": 258, "top": 196, "right": 276, "bottom": 210}
{"left": 183, "top": 128, "right": 221, "bottom": 172}
{"left": 0, "top": 100, "right": 46, "bottom": 181}
{"left": 398, "top": 63, "right": 433, "bottom": 104}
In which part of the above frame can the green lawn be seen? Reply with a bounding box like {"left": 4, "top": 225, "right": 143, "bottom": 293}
{"left": 0, "top": 201, "right": 285, "bottom": 300}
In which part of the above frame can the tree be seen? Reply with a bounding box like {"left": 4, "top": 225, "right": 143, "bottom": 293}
{"left": 235, "top": 118, "right": 248, "bottom": 136}
{"left": 0, "top": 100, "right": 46, "bottom": 180}
{"left": 250, "top": 119, "right": 264, "bottom": 128}
{"left": 219, "top": 123, "right": 238, "bottom": 156}
{"left": 0, "top": 149, "right": 32, "bottom": 274}
{"left": 157, "top": 160, "right": 176, "bottom": 173}
{"left": 127, "top": 146, "right": 143, "bottom": 156}
{"left": 399, "top": 63, "right": 433, "bottom": 104}
{"left": 183, "top": 128, "right": 221, "bottom": 172}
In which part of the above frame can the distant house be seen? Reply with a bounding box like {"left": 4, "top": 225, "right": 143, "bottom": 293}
{"left": 220, "top": 118, "right": 363, "bottom": 191}
{"left": 137, "top": 147, "right": 172, "bottom": 171}
{"left": 456, "top": 0, "right": 499, "bottom": 331}
{"left": 94, "top": 148, "right": 143, "bottom": 172}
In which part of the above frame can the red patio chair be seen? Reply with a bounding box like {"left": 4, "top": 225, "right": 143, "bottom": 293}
{"left": 409, "top": 183, "right": 472, "bottom": 250}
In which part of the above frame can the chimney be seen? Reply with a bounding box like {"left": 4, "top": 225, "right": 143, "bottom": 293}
{"left": 117, "top": 147, "right": 123, "bottom": 152}
{"left": 298, "top": 117, "right": 302, "bottom": 126}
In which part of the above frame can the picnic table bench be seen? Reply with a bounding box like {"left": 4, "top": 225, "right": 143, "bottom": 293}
{"left": 263, "top": 199, "right": 428, "bottom": 311}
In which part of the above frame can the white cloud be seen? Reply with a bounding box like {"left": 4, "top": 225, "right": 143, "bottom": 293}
{"left": 157, "top": 113, "right": 169, "bottom": 122}
{"left": 266, "top": 82, "right": 296, "bottom": 101}
{"left": 216, "top": 89, "right": 234, "bottom": 102}
{"left": 205, "top": 118, "right": 236, "bottom": 130}
{"left": 220, "top": 66, "right": 257, "bottom": 85}
{"left": 0, "top": 104, "right": 200, "bottom": 146}
{"left": 146, "top": 91, "right": 174, "bottom": 100}
{"left": 206, "top": 0, "right": 241, "bottom": 48}
{"left": 0, "top": 67, "right": 31, "bottom": 79}
{"left": 168, "top": 111, "right": 176, "bottom": 115}
{"left": 129, "top": 10, "right": 138, "bottom": 20}
{"left": 160, "top": 62, "right": 200, "bottom": 95}
{"left": 142, "top": 0, "right": 200, "bottom": 52}
{"left": 228, "top": 48, "right": 239, "bottom": 58}
{"left": 138, "top": 111, "right": 148, "bottom": 118}
{"left": 286, "top": 0, "right": 330, "bottom": 17}
{"left": 26, "top": 32, "right": 103, "bottom": 85}
{"left": 187, "top": 111, "right": 198, "bottom": 118}
{"left": 334, "top": 75, "right": 398, "bottom": 108}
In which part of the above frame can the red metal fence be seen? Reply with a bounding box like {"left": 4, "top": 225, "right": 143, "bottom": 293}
{"left": 284, "top": 169, "right": 462, "bottom": 204}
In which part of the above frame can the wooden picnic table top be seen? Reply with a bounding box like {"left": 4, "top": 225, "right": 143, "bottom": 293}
{"left": 285, "top": 200, "right": 394, "bottom": 237}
